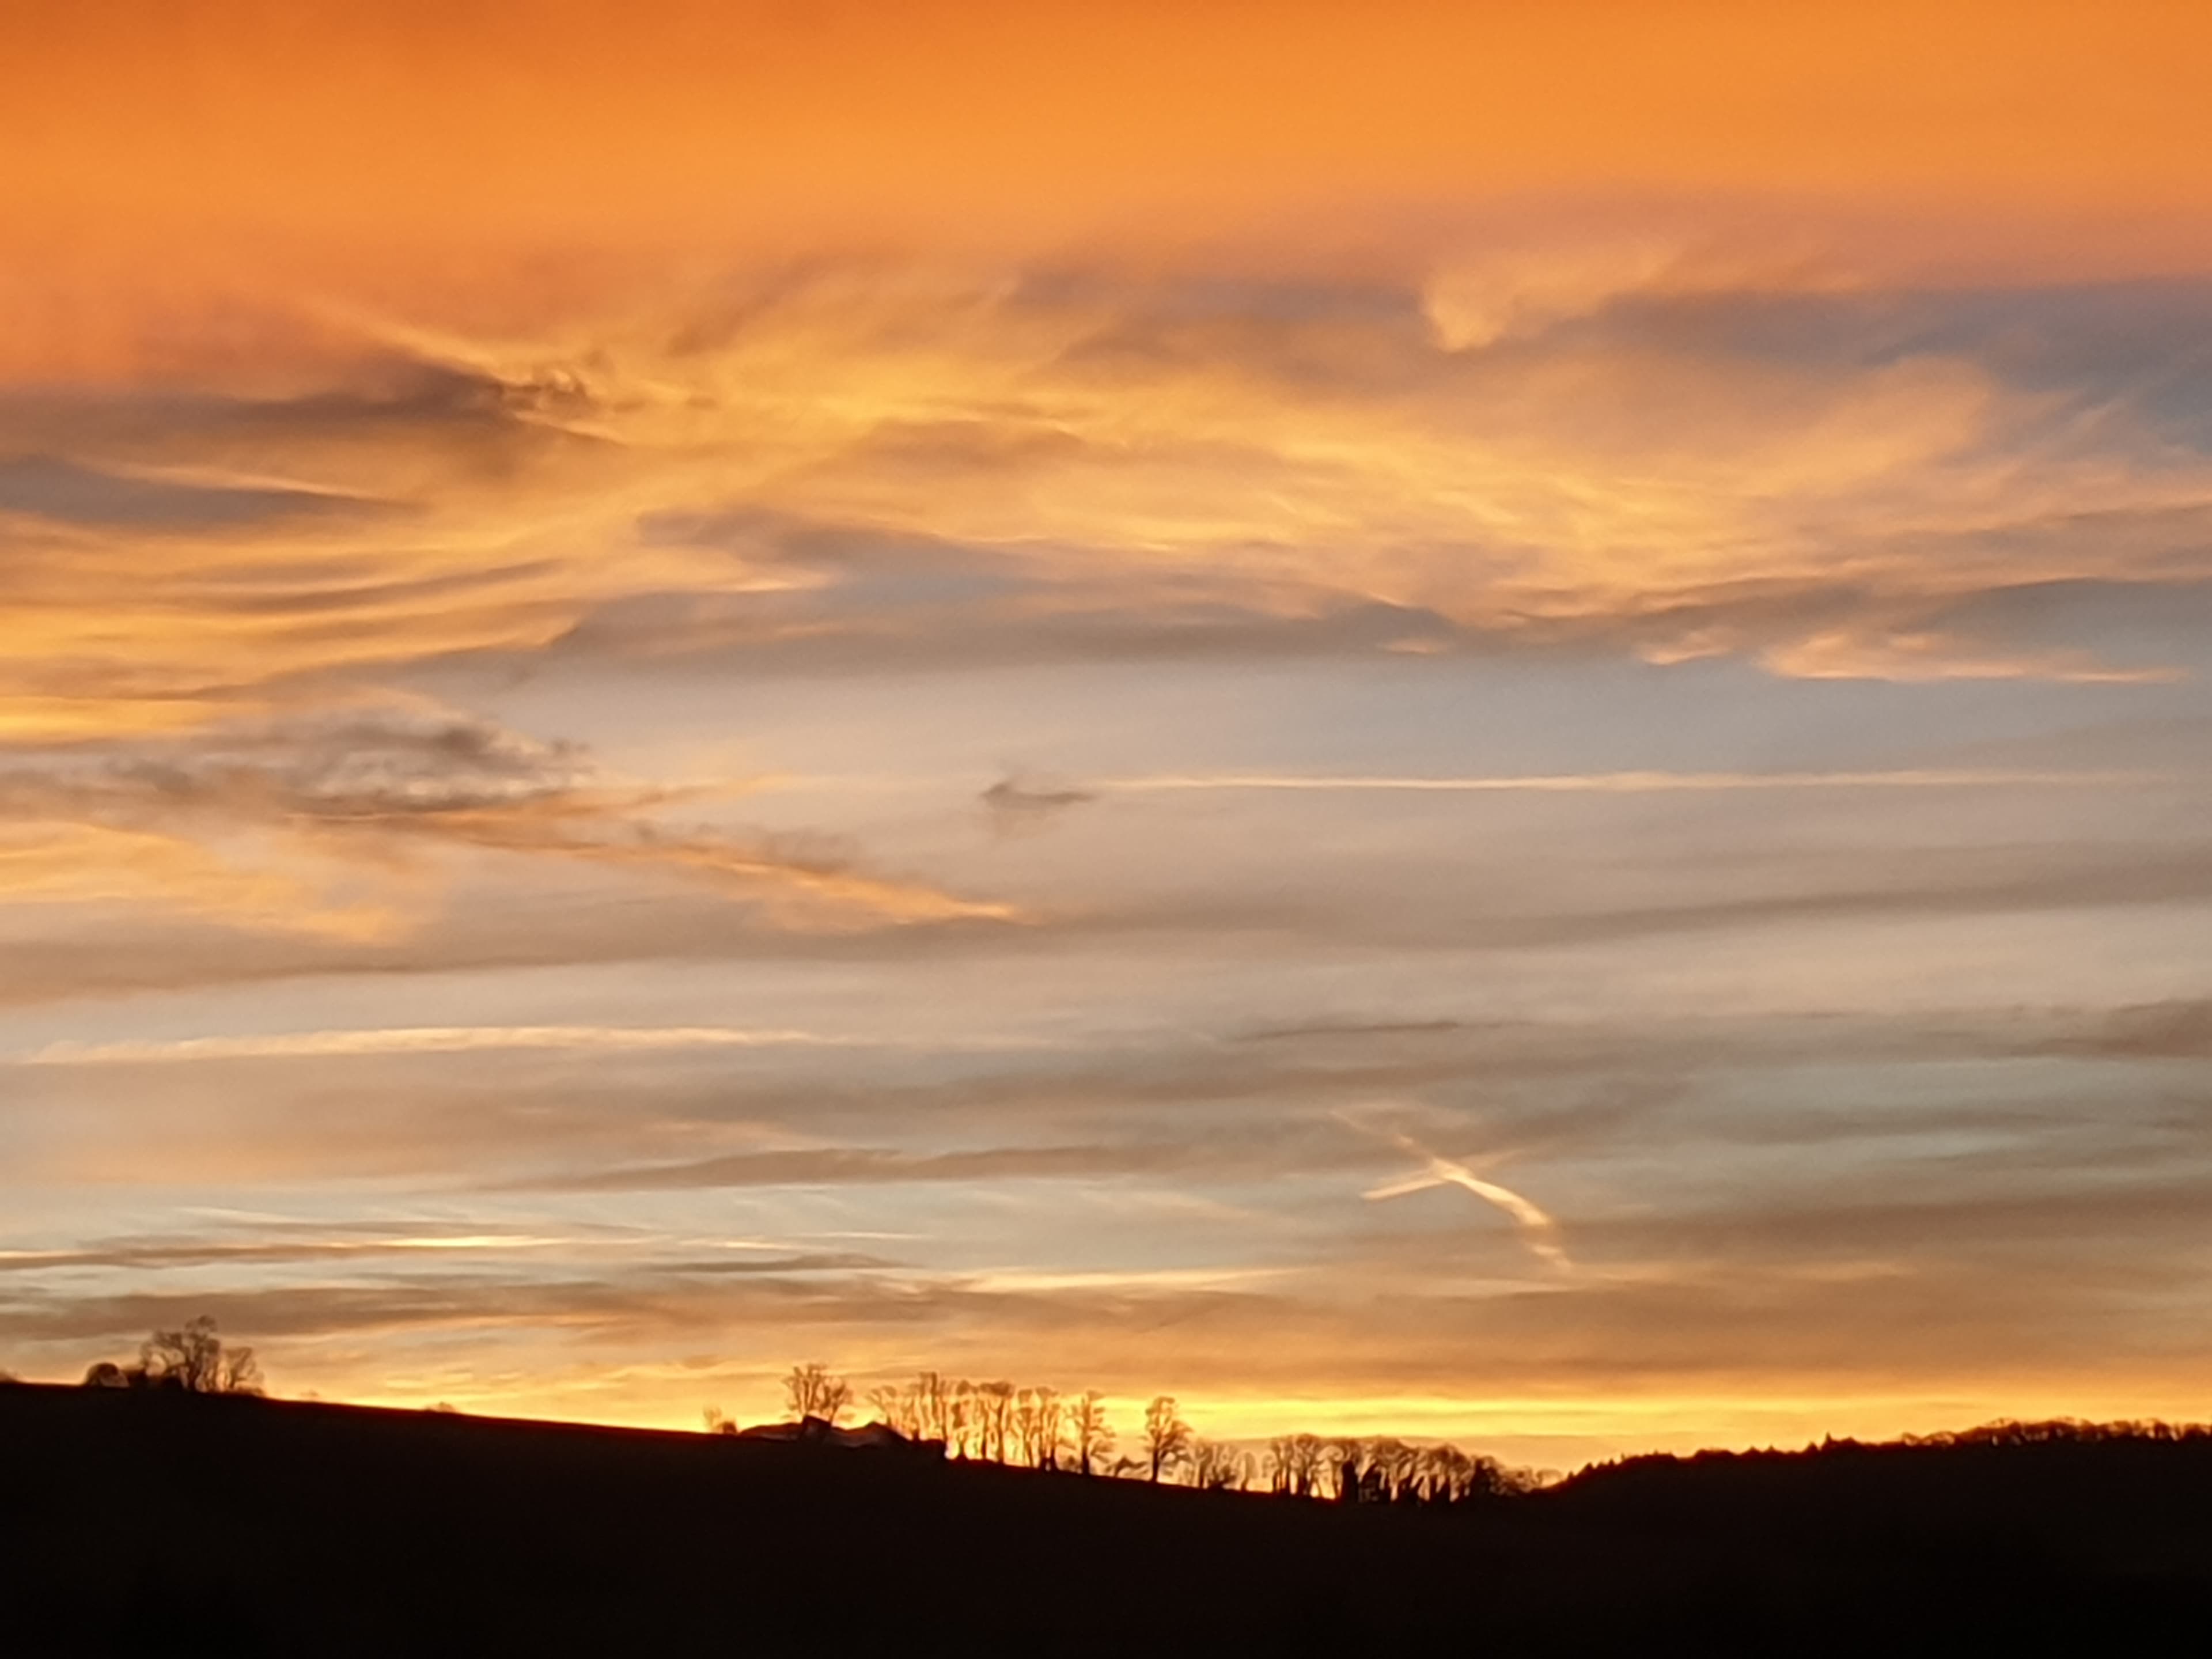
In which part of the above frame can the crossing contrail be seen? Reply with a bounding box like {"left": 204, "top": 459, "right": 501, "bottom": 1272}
{"left": 1339, "top": 1109, "right": 1570, "bottom": 1271}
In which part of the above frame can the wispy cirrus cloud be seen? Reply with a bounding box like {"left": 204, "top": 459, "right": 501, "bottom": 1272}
{"left": 0, "top": 702, "right": 1015, "bottom": 935}
{"left": 7, "top": 258, "right": 2211, "bottom": 766}
{"left": 0, "top": 453, "right": 377, "bottom": 532}
{"left": 15, "top": 1025, "right": 871, "bottom": 1067}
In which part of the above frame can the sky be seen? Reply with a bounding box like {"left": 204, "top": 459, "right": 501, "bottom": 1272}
{"left": 3, "top": 0, "right": 2211, "bottom": 1470}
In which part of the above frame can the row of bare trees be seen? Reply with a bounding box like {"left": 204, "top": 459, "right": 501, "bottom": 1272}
{"left": 1261, "top": 1433, "right": 1539, "bottom": 1503}
{"left": 743, "top": 1365, "right": 1137, "bottom": 1476}
{"left": 721, "top": 1363, "right": 1533, "bottom": 1503}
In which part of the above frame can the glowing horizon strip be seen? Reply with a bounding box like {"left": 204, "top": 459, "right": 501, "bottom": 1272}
{"left": 970, "top": 1264, "right": 1296, "bottom": 1294}
{"left": 1108, "top": 767, "right": 2154, "bottom": 794}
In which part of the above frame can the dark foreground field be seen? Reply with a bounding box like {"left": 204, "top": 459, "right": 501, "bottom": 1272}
{"left": 5, "top": 1385, "right": 2210, "bottom": 1654}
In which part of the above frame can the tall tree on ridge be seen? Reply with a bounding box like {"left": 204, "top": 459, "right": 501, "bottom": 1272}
{"left": 1143, "top": 1395, "right": 1191, "bottom": 1483}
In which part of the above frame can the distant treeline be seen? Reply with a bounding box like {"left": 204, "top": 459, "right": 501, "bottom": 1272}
{"left": 1579, "top": 1416, "right": 2212, "bottom": 1481}
{"left": 709, "top": 1363, "right": 1542, "bottom": 1504}
{"left": 1892, "top": 1419, "right": 2212, "bottom": 1448}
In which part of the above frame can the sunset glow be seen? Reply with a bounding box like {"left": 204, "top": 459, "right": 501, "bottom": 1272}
{"left": 4, "top": 0, "right": 2210, "bottom": 1470}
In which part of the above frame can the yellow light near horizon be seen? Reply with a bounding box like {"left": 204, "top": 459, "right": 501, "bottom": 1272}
{"left": 282, "top": 1364, "right": 2212, "bottom": 1471}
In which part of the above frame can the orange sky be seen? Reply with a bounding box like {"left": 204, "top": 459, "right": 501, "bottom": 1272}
{"left": 7, "top": 1, "right": 2212, "bottom": 257}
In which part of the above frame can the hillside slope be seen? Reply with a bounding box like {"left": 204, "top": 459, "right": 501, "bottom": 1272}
{"left": 5, "top": 1386, "right": 2209, "bottom": 1654}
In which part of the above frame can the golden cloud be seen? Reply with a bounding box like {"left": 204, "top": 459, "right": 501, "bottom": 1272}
{"left": 6, "top": 257, "right": 2206, "bottom": 767}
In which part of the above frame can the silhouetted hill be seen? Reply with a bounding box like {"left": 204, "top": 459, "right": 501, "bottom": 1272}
{"left": 4, "top": 1385, "right": 2208, "bottom": 1655}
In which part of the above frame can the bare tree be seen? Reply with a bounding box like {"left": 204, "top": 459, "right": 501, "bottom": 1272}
{"left": 1143, "top": 1396, "right": 1192, "bottom": 1482}
{"left": 139, "top": 1317, "right": 263, "bottom": 1395}
{"left": 911, "top": 1372, "right": 951, "bottom": 1445}
{"left": 782, "top": 1362, "right": 851, "bottom": 1426}
{"left": 948, "top": 1379, "right": 978, "bottom": 1459}
{"left": 975, "top": 1380, "right": 1016, "bottom": 1463}
{"left": 1370, "top": 1437, "right": 1418, "bottom": 1503}
{"left": 1327, "top": 1437, "right": 1370, "bottom": 1502}
{"left": 1419, "top": 1441, "right": 1472, "bottom": 1502}
{"left": 1069, "top": 1391, "right": 1115, "bottom": 1476}
{"left": 1013, "top": 1386, "right": 1066, "bottom": 1469}
{"left": 1263, "top": 1434, "right": 1321, "bottom": 1497}
{"left": 1187, "top": 1439, "right": 1249, "bottom": 1490}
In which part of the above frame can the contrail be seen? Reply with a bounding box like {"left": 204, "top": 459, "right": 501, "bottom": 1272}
{"left": 1339, "top": 1110, "right": 1569, "bottom": 1271}
{"left": 1108, "top": 767, "right": 2147, "bottom": 795}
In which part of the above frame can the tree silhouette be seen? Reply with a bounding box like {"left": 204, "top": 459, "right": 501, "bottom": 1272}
{"left": 782, "top": 1362, "right": 851, "bottom": 1425}
{"left": 1069, "top": 1390, "right": 1115, "bottom": 1475}
{"left": 1014, "top": 1385, "right": 1066, "bottom": 1469}
{"left": 1143, "top": 1395, "right": 1191, "bottom": 1482}
{"left": 1187, "top": 1438, "right": 1249, "bottom": 1490}
{"left": 1419, "top": 1441, "right": 1473, "bottom": 1502}
{"left": 1327, "top": 1436, "right": 1369, "bottom": 1502}
{"left": 126, "top": 1317, "right": 264, "bottom": 1395}
{"left": 1371, "top": 1437, "right": 1417, "bottom": 1502}
{"left": 976, "top": 1380, "right": 1016, "bottom": 1463}
{"left": 1264, "top": 1433, "right": 1325, "bottom": 1496}
{"left": 948, "top": 1379, "right": 978, "bottom": 1458}
{"left": 912, "top": 1371, "right": 952, "bottom": 1444}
